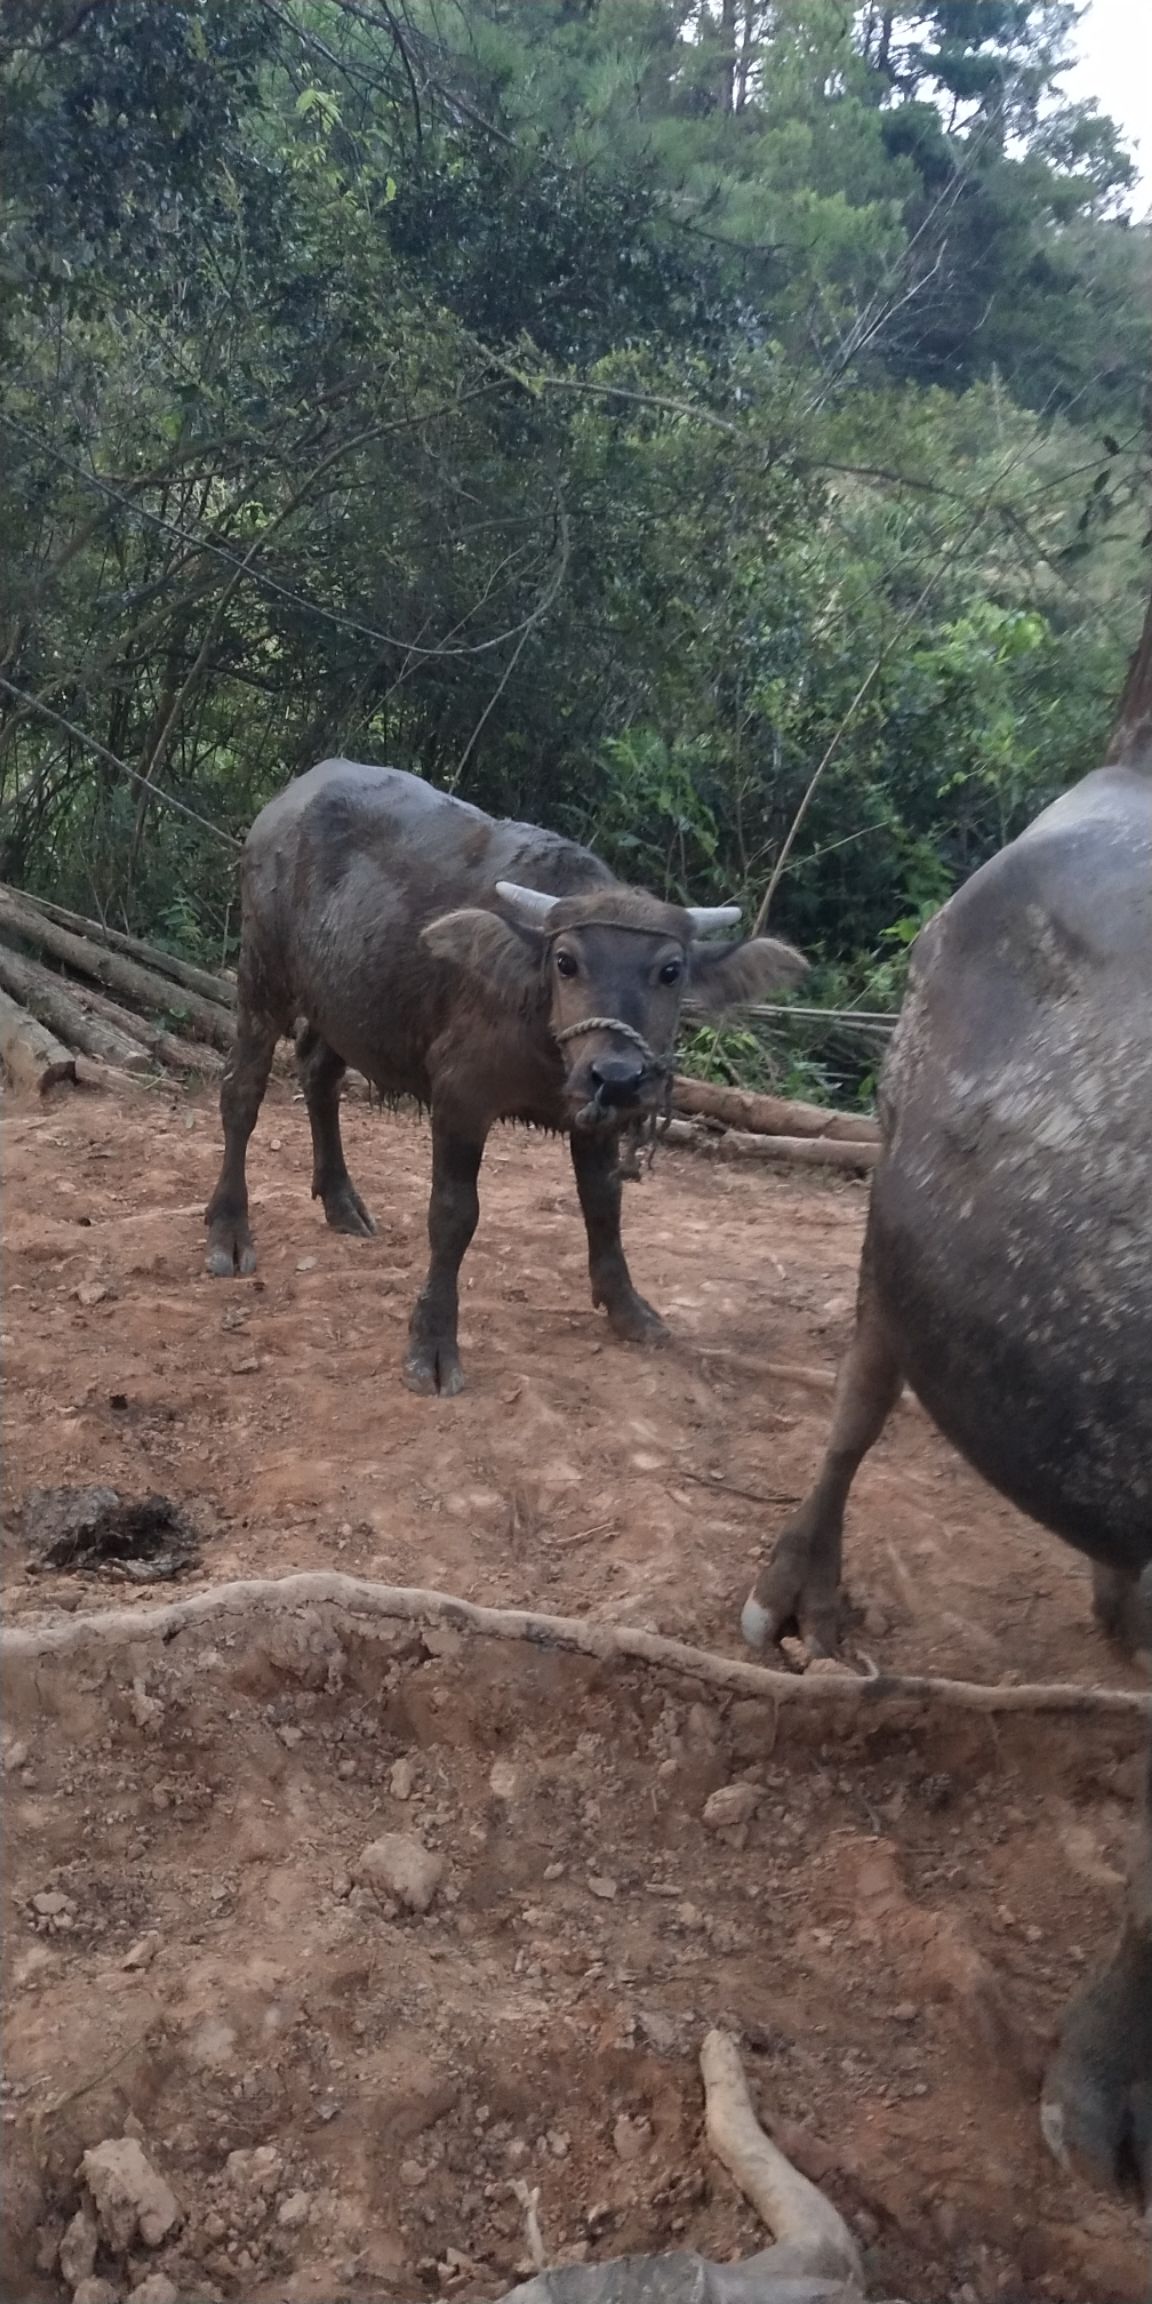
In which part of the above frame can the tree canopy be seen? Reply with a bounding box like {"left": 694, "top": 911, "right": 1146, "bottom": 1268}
{"left": 1, "top": 0, "right": 1147, "bottom": 1088}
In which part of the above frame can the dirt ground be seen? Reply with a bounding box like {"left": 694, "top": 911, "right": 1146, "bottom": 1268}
{"left": 2, "top": 1082, "right": 1149, "bottom": 2304}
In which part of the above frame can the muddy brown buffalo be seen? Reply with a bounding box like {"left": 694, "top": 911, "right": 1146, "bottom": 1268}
{"left": 205, "top": 758, "right": 804, "bottom": 1392}
{"left": 742, "top": 739, "right": 1152, "bottom": 2205}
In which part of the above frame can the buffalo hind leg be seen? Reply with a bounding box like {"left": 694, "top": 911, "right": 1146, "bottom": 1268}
{"left": 1043, "top": 1700, "right": 1152, "bottom": 2203}
{"left": 403, "top": 1117, "right": 486, "bottom": 1398}
{"left": 297, "top": 1025, "right": 375, "bottom": 1238}
{"left": 570, "top": 1128, "right": 668, "bottom": 1346}
{"left": 205, "top": 1007, "right": 280, "bottom": 1276}
{"left": 742, "top": 1219, "right": 901, "bottom": 1655}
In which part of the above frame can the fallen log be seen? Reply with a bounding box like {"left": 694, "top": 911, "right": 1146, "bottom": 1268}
{"left": 4, "top": 886, "right": 235, "bottom": 1009}
{"left": 664, "top": 1118, "right": 878, "bottom": 1173}
{"left": 0, "top": 889, "right": 234, "bottom": 1054}
{"left": 58, "top": 973, "right": 225, "bottom": 1077}
{"left": 0, "top": 986, "right": 84, "bottom": 1093}
{"left": 0, "top": 941, "right": 154, "bottom": 1074}
{"left": 673, "top": 1076, "right": 879, "bottom": 1144}
{"left": 4, "top": 1573, "right": 1148, "bottom": 1719}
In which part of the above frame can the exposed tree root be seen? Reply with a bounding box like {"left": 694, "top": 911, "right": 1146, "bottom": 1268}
{"left": 2, "top": 1574, "right": 1148, "bottom": 1719}
{"left": 700, "top": 2028, "right": 863, "bottom": 2288}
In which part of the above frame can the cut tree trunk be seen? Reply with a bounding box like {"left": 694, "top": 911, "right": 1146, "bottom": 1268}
{"left": 0, "top": 987, "right": 84, "bottom": 1093}
{"left": 0, "top": 942, "right": 154, "bottom": 1073}
{"left": 57, "top": 973, "right": 225, "bottom": 1077}
{"left": 3, "top": 887, "right": 236, "bottom": 1009}
{"left": 0, "top": 890, "right": 235, "bottom": 1053}
{"left": 664, "top": 1117, "right": 878, "bottom": 1172}
{"left": 672, "top": 1075, "right": 879, "bottom": 1143}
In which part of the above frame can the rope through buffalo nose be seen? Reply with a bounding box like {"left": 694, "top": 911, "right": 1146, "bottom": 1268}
{"left": 552, "top": 1015, "right": 674, "bottom": 1179}
{"left": 552, "top": 1014, "right": 669, "bottom": 1070}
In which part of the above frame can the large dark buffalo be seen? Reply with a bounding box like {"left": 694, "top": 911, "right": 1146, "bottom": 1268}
{"left": 742, "top": 699, "right": 1152, "bottom": 2200}
{"left": 205, "top": 759, "right": 804, "bottom": 1392}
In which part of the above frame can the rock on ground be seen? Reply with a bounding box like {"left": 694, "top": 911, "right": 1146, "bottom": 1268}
{"left": 355, "top": 1832, "right": 446, "bottom": 1913}
{"left": 81, "top": 2137, "right": 180, "bottom": 2252}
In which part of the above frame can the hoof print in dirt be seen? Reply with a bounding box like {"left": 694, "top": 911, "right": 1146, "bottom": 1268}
{"left": 21, "top": 1485, "right": 200, "bottom": 1581}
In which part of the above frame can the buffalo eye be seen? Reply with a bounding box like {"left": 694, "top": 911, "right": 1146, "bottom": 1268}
{"left": 555, "top": 948, "right": 578, "bottom": 979}
{"left": 658, "top": 958, "right": 683, "bottom": 985}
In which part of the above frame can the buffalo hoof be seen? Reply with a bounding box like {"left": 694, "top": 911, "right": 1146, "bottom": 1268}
{"left": 1091, "top": 1561, "right": 1151, "bottom": 1662}
{"left": 321, "top": 1183, "right": 377, "bottom": 1238}
{"left": 403, "top": 1344, "right": 465, "bottom": 1399}
{"left": 1040, "top": 1941, "right": 1152, "bottom": 2201}
{"left": 741, "top": 1512, "right": 843, "bottom": 1658}
{"left": 205, "top": 1217, "right": 257, "bottom": 1278}
{"left": 604, "top": 1293, "right": 669, "bottom": 1347}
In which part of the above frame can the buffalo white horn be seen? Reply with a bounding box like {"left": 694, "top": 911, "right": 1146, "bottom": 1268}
{"left": 495, "top": 880, "right": 561, "bottom": 924}
{"left": 687, "top": 904, "right": 742, "bottom": 935}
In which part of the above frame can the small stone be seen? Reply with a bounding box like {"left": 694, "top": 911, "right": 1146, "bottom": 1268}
{"left": 129, "top": 2277, "right": 181, "bottom": 2304}
{"left": 225, "top": 2144, "right": 282, "bottom": 2195}
{"left": 202, "top": 2211, "right": 227, "bottom": 2241}
{"left": 892, "top": 2001, "right": 918, "bottom": 2024}
{"left": 547, "top": 2130, "right": 570, "bottom": 2159}
{"left": 121, "top": 1933, "right": 160, "bottom": 1972}
{"left": 702, "top": 1783, "right": 760, "bottom": 1833}
{"left": 82, "top": 2137, "right": 180, "bottom": 2252}
{"left": 612, "top": 2113, "right": 650, "bottom": 2163}
{"left": 276, "top": 2190, "right": 312, "bottom": 2229}
{"left": 400, "top": 2159, "right": 427, "bottom": 2188}
{"left": 676, "top": 1901, "right": 705, "bottom": 1931}
{"left": 278, "top": 1725, "right": 303, "bottom": 1748}
{"left": 505, "top": 2139, "right": 529, "bottom": 2167}
{"left": 587, "top": 1874, "right": 618, "bottom": 1901}
{"left": 59, "top": 2202, "right": 99, "bottom": 2286}
{"left": 72, "top": 2281, "right": 121, "bottom": 2304}
{"left": 638, "top": 2010, "right": 678, "bottom": 2054}
{"left": 389, "top": 1756, "right": 415, "bottom": 1800}
{"left": 33, "top": 1890, "right": 73, "bottom": 1917}
{"left": 2, "top": 1739, "right": 29, "bottom": 1773}
{"left": 295, "top": 1255, "right": 316, "bottom": 1271}
{"left": 355, "top": 1834, "right": 446, "bottom": 1915}
{"left": 488, "top": 1759, "right": 517, "bottom": 1800}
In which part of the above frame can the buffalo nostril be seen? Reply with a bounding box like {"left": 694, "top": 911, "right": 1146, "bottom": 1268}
{"left": 589, "top": 1056, "right": 646, "bottom": 1104}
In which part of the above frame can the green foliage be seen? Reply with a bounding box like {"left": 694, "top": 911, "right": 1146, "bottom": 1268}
{"left": 0, "top": 0, "right": 1148, "bottom": 1107}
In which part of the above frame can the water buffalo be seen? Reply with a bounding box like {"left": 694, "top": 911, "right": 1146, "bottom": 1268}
{"left": 205, "top": 758, "right": 804, "bottom": 1392}
{"left": 741, "top": 736, "right": 1152, "bottom": 2201}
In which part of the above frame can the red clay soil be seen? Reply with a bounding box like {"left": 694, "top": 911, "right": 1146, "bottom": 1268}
{"left": 2, "top": 1083, "right": 1147, "bottom": 2304}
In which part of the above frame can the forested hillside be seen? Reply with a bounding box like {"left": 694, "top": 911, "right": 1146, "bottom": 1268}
{"left": 1, "top": 0, "right": 1148, "bottom": 1079}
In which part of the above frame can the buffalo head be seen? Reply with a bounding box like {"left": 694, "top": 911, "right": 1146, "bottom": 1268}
{"left": 422, "top": 882, "right": 807, "bottom": 1129}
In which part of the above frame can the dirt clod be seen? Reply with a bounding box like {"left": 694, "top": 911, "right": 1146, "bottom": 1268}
{"left": 356, "top": 1832, "right": 447, "bottom": 1913}
{"left": 58, "top": 2201, "right": 99, "bottom": 2286}
{"left": 81, "top": 2137, "right": 181, "bottom": 2252}
{"left": 72, "top": 2279, "right": 121, "bottom": 2304}
{"left": 128, "top": 2277, "right": 181, "bottom": 2304}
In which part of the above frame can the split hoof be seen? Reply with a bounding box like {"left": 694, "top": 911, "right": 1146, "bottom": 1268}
{"left": 403, "top": 1345, "right": 466, "bottom": 1399}
{"left": 205, "top": 1220, "right": 256, "bottom": 1278}
{"left": 1041, "top": 1948, "right": 1152, "bottom": 2202}
{"left": 604, "top": 1294, "right": 670, "bottom": 1348}
{"left": 321, "top": 1185, "right": 377, "bottom": 1238}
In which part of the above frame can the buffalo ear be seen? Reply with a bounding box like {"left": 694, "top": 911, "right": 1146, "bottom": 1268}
{"left": 421, "top": 908, "right": 543, "bottom": 1004}
{"left": 688, "top": 934, "right": 808, "bottom": 1013}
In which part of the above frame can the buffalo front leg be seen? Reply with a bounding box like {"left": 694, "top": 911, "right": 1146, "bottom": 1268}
{"left": 742, "top": 1217, "right": 902, "bottom": 1655}
{"left": 297, "top": 1026, "right": 376, "bottom": 1238}
{"left": 403, "top": 1118, "right": 486, "bottom": 1398}
{"left": 570, "top": 1127, "right": 668, "bottom": 1346}
{"left": 204, "top": 1008, "right": 279, "bottom": 1276}
{"left": 1042, "top": 1707, "right": 1152, "bottom": 2203}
